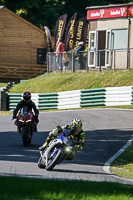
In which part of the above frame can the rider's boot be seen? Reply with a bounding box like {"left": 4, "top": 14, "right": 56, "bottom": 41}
{"left": 39, "top": 141, "right": 48, "bottom": 151}
{"left": 34, "top": 125, "right": 37, "bottom": 132}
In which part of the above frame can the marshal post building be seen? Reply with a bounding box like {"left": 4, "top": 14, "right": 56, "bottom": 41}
{"left": 86, "top": 3, "right": 133, "bottom": 70}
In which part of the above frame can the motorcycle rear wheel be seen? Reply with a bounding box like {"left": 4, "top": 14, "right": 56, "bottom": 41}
{"left": 46, "top": 149, "right": 62, "bottom": 171}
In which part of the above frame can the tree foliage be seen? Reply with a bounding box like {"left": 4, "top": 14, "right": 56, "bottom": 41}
{"left": 1, "top": 0, "right": 131, "bottom": 35}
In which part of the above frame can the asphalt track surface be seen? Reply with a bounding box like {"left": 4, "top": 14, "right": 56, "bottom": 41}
{"left": 0, "top": 109, "right": 133, "bottom": 184}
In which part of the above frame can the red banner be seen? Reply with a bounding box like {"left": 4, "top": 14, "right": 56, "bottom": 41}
{"left": 73, "top": 17, "right": 87, "bottom": 50}
{"left": 87, "top": 6, "right": 128, "bottom": 20}
{"left": 54, "top": 14, "right": 67, "bottom": 51}
{"left": 44, "top": 26, "right": 52, "bottom": 52}
{"left": 64, "top": 13, "right": 77, "bottom": 52}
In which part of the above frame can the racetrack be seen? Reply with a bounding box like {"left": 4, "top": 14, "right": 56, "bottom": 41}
{"left": 0, "top": 109, "right": 133, "bottom": 184}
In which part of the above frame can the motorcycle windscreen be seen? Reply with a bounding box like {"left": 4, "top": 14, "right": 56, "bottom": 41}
{"left": 63, "top": 136, "right": 72, "bottom": 146}
{"left": 21, "top": 107, "right": 30, "bottom": 117}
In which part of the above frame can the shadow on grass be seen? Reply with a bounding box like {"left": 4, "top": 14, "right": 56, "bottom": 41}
{"left": 0, "top": 176, "right": 133, "bottom": 200}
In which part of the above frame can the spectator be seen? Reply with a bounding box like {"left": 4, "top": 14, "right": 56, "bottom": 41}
{"left": 74, "top": 41, "right": 84, "bottom": 69}
{"left": 63, "top": 51, "right": 69, "bottom": 71}
{"left": 55, "top": 38, "right": 64, "bottom": 71}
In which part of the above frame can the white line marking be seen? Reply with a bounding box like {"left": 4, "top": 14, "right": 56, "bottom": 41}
{"left": 103, "top": 134, "right": 133, "bottom": 174}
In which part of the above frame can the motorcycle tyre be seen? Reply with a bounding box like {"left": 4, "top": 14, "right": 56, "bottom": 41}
{"left": 46, "top": 149, "right": 62, "bottom": 171}
{"left": 38, "top": 159, "right": 46, "bottom": 169}
{"left": 28, "top": 138, "right": 31, "bottom": 144}
{"left": 22, "top": 128, "right": 28, "bottom": 147}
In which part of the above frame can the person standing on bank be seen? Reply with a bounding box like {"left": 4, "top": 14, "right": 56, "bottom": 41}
{"left": 74, "top": 41, "right": 84, "bottom": 69}
{"left": 55, "top": 38, "right": 64, "bottom": 71}
{"left": 63, "top": 51, "right": 69, "bottom": 71}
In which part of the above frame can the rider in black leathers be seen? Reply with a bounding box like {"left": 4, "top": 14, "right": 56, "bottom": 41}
{"left": 12, "top": 91, "right": 39, "bottom": 131}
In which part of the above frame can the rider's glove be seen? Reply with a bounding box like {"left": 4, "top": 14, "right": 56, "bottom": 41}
{"left": 74, "top": 145, "right": 82, "bottom": 151}
{"left": 34, "top": 115, "right": 38, "bottom": 123}
{"left": 57, "top": 125, "right": 62, "bottom": 133}
{"left": 12, "top": 115, "right": 16, "bottom": 119}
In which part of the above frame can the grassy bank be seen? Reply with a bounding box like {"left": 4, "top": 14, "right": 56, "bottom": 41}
{"left": 9, "top": 71, "right": 133, "bottom": 93}
{"left": 111, "top": 143, "right": 133, "bottom": 179}
{"left": 0, "top": 82, "right": 7, "bottom": 87}
{"left": 0, "top": 176, "right": 133, "bottom": 200}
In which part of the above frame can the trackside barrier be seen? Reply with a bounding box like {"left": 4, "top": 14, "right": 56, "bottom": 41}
{"left": 8, "top": 93, "right": 22, "bottom": 111}
{"left": 8, "top": 86, "right": 133, "bottom": 111}
{"left": 38, "top": 93, "right": 58, "bottom": 110}
{"left": 8, "top": 93, "right": 39, "bottom": 111}
{"left": 57, "top": 90, "right": 81, "bottom": 109}
{"left": 80, "top": 88, "right": 106, "bottom": 107}
{"left": 105, "top": 86, "right": 132, "bottom": 106}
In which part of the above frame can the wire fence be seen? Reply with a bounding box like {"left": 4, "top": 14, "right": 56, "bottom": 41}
{"left": 47, "top": 48, "right": 133, "bottom": 73}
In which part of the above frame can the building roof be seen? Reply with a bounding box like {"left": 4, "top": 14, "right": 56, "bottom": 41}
{"left": 0, "top": 5, "right": 54, "bottom": 42}
{"left": 86, "top": 2, "right": 133, "bottom": 10}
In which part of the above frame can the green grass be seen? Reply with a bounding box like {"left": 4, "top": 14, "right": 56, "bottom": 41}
{"left": 8, "top": 71, "right": 133, "bottom": 93}
{"left": 0, "top": 82, "right": 7, "bottom": 87}
{"left": 111, "top": 143, "right": 133, "bottom": 179}
{"left": 0, "top": 111, "right": 12, "bottom": 116}
{"left": 0, "top": 176, "right": 133, "bottom": 200}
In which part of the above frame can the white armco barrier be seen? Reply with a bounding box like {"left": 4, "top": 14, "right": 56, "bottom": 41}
{"left": 105, "top": 86, "right": 132, "bottom": 90}
{"left": 105, "top": 86, "right": 132, "bottom": 106}
{"left": 57, "top": 90, "right": 81, "bottom": 109}
{"left": 58, "top": 104, "right": 81, "bottom": 109}
{"left": 31, "top": 93, "right": 39, "bottom": 107}
{"left": 106, "top": 86, "right": 132, "bottom": 95}
{"left": 105, "top": 102, "right": 131, "bottom": 106}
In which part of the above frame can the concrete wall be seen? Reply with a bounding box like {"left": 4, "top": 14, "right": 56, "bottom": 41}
{"left": 97, "top": 18, "right": 128, "bottom": 30}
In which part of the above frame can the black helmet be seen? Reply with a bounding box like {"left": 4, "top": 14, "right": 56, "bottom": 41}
{"left": 23, "top": 91, "right": 31, "bottom": 102}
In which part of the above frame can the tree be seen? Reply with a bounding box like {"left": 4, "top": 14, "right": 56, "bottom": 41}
{"left": 1, "top": 0, "right": 132, "bottom": 36}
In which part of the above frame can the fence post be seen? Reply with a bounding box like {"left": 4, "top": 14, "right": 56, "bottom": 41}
{"left": 99, "top": 51, "right": 101, "bottom": 72}
{"left": 113, "top": 50, "right": 115, "bottom": 71}
{"left": 127, "top": 48, "right": 130, "bottom": 70}
{"left": 72, "top": 51, "right": 75, "bottom": 72}
{"left": 60, "top": 54, "right": 63, "bottom": 73}
{"left": 86, "top": 51, "right": 88, "bottom": 72}
{"left": 47, "top": 53, "right": 49, "bottom": 74}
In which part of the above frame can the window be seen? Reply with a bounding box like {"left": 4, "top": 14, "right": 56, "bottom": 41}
{"left": 111, "top": 29, "right": 128, "bottom": 49}
{"left": 37, "top": 48, "right": 47, "bottom": 64}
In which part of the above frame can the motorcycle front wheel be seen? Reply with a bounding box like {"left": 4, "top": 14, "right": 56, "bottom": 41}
{"left": 46, "top": 149, "right": 62, "bottom": 171}
{"left": 38, "top": 157, "right": 46, "bottom": 168}
{"left": 22, "top": 127, "right": 29, "bottom": 147}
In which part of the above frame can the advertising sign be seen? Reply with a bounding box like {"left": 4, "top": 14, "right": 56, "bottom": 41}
{"left": 87, "top": 6, "right": 128, "bottom": 20}
{"left": 54, "top": 14, "right": 67, "bottom": 51}
{"left": 64, "top": 13, "right": 77, "bottom": 52}
{"left": 74, "top": 17, "right": 87, "bottom": 50}
{"left": 44, "top": 26, "right": 52, "bottom": 52}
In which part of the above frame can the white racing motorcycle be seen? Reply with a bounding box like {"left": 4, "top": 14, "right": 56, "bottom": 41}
{"left": 38, "top": 130, "right": 78, "bottom": 171}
